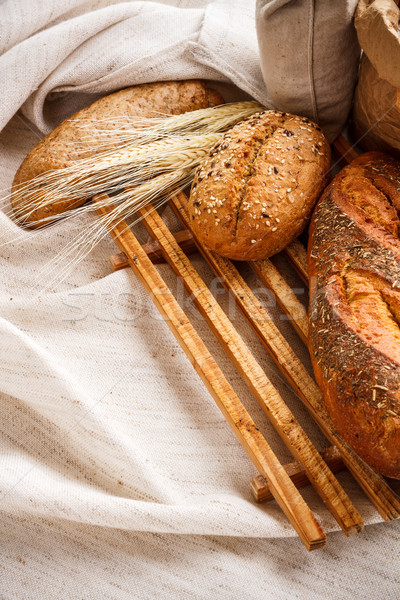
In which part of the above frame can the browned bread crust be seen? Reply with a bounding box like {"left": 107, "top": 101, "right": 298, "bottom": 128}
{"left": 12, "top": 80, "right": 224, "bottom": 226}
{"left": 188, "top": 110, "right": 330, "bottom": 261}
{"left": 308, "top": 151, "right": 400, "bottom": 478}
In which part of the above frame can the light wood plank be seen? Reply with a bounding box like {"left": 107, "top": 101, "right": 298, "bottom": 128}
{"left": 251, "top": 446, "right": 345, "bottom": 502}
{"left": 110, "top": 229, "right": 196, "bottom": 269}
{"left": 109, "top": 246, "right": 309, "bottom": 345}
{"left": 283, "top": 239, "right": 309, "bottom": 284}
{"left": 333, "top": 134, "right": 360, "bottom": 164}
{"left": 251, "top": 259, "right": 309, "bottom": 345}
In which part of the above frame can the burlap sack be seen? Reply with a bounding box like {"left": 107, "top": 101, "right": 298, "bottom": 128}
{"left": 352, "top": 0, "right": 400, "bottom": 157}
{"left": 255, "top": 0, "right": 360, "bottom": 142}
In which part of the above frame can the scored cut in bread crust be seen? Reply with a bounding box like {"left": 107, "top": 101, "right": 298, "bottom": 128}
{"left": 308, "top": 151, "right": 400, "bottom": 478}
{"left": 188, "top": 110, "right": 331, "bottom": 261}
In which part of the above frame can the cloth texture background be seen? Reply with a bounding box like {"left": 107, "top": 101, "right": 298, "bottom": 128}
{"left": 0, "top": 1, "right": 400, "bottom": 598}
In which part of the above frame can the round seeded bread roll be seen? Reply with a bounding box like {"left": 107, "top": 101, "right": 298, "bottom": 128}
{"left": 188, "top": 110, "right": 331, "bottom": 261}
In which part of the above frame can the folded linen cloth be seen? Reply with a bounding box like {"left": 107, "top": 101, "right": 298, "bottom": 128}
{"left": 0, "top": 0, "right": 269, "bottom": 133}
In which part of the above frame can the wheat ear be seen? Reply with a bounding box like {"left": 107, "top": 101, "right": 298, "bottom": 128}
{"left": 3, "top": 100, "right": 265, "bottom": 285}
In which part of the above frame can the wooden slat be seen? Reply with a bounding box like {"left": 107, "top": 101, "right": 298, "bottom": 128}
{"left": 94, "top": 193, "right": 326, "bottom": 551}
{"left": 251, "top": 445, "right": 345, "bottom": 502}
{"left": 138, "top": 202, "right": 363, "bottom": 536}
{"left": 170, "top": 191, "right": 400, "bottom": 522}
{"left": 110, "top": 229, "right": 196, "bottom": 269}
{"left": 251, "top": 259, "right": 309, "bottom": 344}
{"left": 333, "top": 134, "right": 360, "bottom": 164}
{"left": 283, "top": 239, "right": 309, "bottom": 283}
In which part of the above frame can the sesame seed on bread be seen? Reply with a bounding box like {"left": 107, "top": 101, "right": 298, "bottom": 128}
{"left": 188, "top": 110, "right": 331, "bottom": 261}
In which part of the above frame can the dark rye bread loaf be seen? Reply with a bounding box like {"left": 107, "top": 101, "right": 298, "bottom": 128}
{"left": 12, "top": 80, "right": 224, "bottom": 226}
{"left": 308, "top": 151, "right": 400, "bottom": 478}
{"left": 188, "top": 110, "right": 330, "bottom": 261}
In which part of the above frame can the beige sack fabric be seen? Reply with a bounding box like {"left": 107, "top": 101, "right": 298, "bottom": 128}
{"left": 352, "top": 0, "right": 400, "bottom": 157}
{"left": 255, "top": 0, "right": 360, "bottom": 142}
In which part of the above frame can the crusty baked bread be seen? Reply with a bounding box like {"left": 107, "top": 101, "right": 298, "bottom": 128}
{"left": 188, "top": 110, "right": 330, "bottom": 261}
{"left": 12, "top": 80, "right": 224, "bottom": 226}
{"left": 308, "top": 151, "right": 400, "bottom": 479}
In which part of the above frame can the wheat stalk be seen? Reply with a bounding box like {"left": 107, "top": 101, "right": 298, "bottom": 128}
{"left": 9, "top": 101, "right": 263, "bottom": 226}
{"left": 2, "top": 100, "right": 265, "bottom": 285}
{"left": 10, "top": 132, "right": 223, "bottom": 227}
{"left": 69, "top": 101, "right": 262, "bottom": 151}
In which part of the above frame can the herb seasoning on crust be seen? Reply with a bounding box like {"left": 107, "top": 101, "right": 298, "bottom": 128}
{"left": 308, "top": 151, "right": 400, "bottom": 479}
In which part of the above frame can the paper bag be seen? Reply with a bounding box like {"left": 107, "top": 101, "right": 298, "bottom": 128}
{"left": 352, "top": 0, "right": 400, "bottom": 157}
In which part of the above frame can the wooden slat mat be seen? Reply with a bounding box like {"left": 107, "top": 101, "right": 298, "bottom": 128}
{"left": 100, "top": 135, "right": 400, "bottom": 550}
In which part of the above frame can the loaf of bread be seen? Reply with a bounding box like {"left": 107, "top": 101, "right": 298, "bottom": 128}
{"left": 308, "top": 151, "right": 400, "bottom": 478}
{"left": 12, "top": 80, "right": 224, "bottom": 226}
{"left": 188, "top": 110, "right": 330, "bottom": 261}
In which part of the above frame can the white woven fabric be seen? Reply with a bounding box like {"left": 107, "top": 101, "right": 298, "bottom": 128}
{"left": 1, "top": 1, "right": 400, "bottom": 598}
